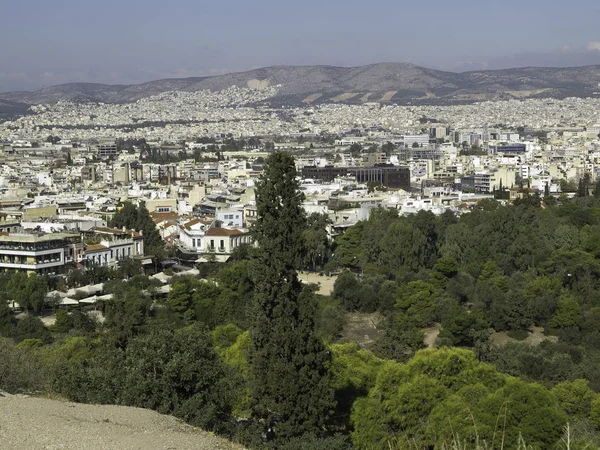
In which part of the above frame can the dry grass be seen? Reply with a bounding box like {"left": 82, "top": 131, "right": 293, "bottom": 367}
{"left": 338, "top": 311, "right": 384, "bottom": 349}
{"left": 489, "top": 327, "right": 558, "bottom": 349}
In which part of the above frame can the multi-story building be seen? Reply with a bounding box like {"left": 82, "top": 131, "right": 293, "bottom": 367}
{"left": 301, "top": 165, "right": 410, "bottom": 190}
{"left": 82, "top": 227, "right": 144, "bottom": 267}
{"left": 95, "top": 143, "right": 118, "bottom": 159}
{"left": 403, "top": 134, "right": 431, "bottom": 147}
{"left": 81, "top": 166, "right": 97, "bottom": 182}
{"left": 399, "top": 147, "right": 443, "bottom": 161}
{"left": 216, "top": 209, "right": 244, "bottom": 228}
{"left": 0, "top": 212, "right": 21, "bottom": 233}
{"left": 197, "top": 226, "right": 252, "bottom": 263}
{"left": 178, "top": 218, "right": 211, "bottom": 253}
{"left": 0, "top": 232, "right": 80, "bottom": 275}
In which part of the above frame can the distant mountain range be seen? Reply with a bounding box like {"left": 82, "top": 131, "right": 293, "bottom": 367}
{"left": 2, "top": 63, "right": 600, "bottom": 112}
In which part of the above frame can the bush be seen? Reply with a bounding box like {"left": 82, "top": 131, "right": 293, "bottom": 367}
{"left": 0, "top": 338, "right": 52, "bottom": 393}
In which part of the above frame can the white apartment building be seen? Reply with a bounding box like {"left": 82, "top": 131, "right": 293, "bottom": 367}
{"left": 197, "top": 227, "right": 252, "bottom": 263}
{"left": 83, "top": 227, "right": 144, "bottom": 267}
{"left": 178, "top": 218, "right": 211, "bottom": 253}
{"left": 216, "top": 209, "right": 244, "bottom": 228}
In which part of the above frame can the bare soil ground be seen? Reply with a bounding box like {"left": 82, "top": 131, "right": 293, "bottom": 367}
{"left": 423, "top": 324, "right": 441, "bottom": 348}
{"left": 338, "top": 311, "right": 384, "bottom": 349}
{"left": 489, "top": 326, "right": 558, "bottom": 348}
{"left": 298, "top": 271, "right": 337, "bottom": 296}
{"left": 0, "top": 393, "right": 243, "bottom": 450}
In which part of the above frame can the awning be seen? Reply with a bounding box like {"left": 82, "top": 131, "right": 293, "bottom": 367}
{"left": 155, "top": 285, "right": 172, "bottom": 295}
{"left": 59, "top": 297, "right": 80, "bottom": 306}
{"left": 195, "top": 254, "right": 230, "bottom": 263}
{"left": 79, "top": 296, "right": 98, "bottom": 305}
{"left": 173, "top": 268, "right": 200, "bottom": 277}
{"left": 151, "top": 272, "right": 172, "bottom": 284}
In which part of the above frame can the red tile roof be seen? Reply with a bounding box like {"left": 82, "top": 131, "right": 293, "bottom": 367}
{"left": 205, "top": 228, "right": 245, "bottom": 237}
{"left": 85, "top": 244, "right": 108, "bottom": 252}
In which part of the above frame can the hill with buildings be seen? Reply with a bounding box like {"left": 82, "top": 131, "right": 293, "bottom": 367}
{"left": 1, "top": 63, "right": 600, "bottom": 107}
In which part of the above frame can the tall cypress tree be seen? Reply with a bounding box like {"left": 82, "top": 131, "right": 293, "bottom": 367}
{"left": 248, "top": 151, "right": 334, "bottom": 441}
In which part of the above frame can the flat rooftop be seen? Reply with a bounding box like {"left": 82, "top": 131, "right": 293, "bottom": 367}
{"left": 0, "top": 232, "right": 79, "bottom": 243}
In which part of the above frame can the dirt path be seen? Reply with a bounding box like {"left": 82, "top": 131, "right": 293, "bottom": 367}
{"left": 423, "top": 324, "right": 440, "bottom": 348}
{"left": 298, "top": 272, "right": 338, "bottom": 296}
{"left": 0, "top": 393, "right": 243, "bottom": 450}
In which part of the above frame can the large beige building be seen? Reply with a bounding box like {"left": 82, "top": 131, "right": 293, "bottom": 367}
{"left": 0, "top": 232, "right": 80, "bottom": 275}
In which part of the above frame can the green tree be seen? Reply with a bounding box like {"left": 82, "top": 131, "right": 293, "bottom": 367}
{"left": 110, "top": 201, "right": 163, "bottom": 257}
{"left": 578, "top": 173, "right": 591, "bottom": 197}
{"left": 329, "top": 343, "right": 386, "bottom": 429}
{"left": 550, "top": 295, "right": 582, "bottom": 330}
{"left": 302, "top": 213, "right": 331, "bottom": 270}
{"left": 551, "top": 379, "right": 596, "bottom": 418}
{"left": 248, "top": 151, "right": 334, "bottom": 441}
{"left": 381, "top": 141, "right": 395, "bottom": 156}
{"left": 52, "top": 309, "right": 72, "bottom": 334}
{"left": 350, "top": 348, "right": 504, "bottom": 449}
{"left": 7, "top": 272, "right": 48, "bottom": 314}
{"left": 167, "top": 276, "right": 198, "bottom": 318}
{"left": 349, "top": 143, "right": 362, "bottom": 158}
{"left": 331, "top": 222, "right": 365, "bottom": 270}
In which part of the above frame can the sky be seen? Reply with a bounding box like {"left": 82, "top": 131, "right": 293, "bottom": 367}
{"left": 1, "top": 0, "right": 600, "bottom": 92}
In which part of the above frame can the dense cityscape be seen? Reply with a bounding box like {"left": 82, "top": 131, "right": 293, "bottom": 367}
{"left": 3, "top": 0, "right": 600, "bottom": 448}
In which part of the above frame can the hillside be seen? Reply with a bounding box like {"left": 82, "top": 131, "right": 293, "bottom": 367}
{"left": 0, "top": 392, "right": 244, "bottom": 450}
{"left": 1, "top": 63, "right": 600, "bottom": 107}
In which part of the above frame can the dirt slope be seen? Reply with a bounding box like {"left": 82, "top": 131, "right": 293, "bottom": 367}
{"left": 0, "top": 393, "right": 243, "bottom": 450}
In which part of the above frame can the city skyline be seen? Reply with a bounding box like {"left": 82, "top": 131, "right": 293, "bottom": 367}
{"left": 2, "top": 0, "right": 600, "bottom": 92}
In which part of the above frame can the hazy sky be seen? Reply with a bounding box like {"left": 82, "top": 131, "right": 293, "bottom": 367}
{"left": 2, "top": 0, "right": 600, "bottom": 92}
